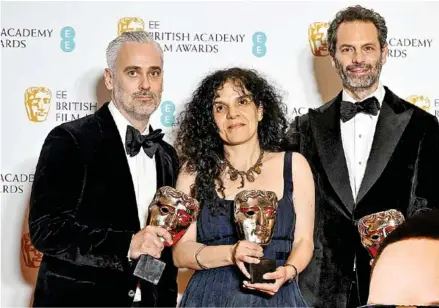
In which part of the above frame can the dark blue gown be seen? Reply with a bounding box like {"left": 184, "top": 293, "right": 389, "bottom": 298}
{"left": 179, "top": 152, "right": 308, "bottom": 307}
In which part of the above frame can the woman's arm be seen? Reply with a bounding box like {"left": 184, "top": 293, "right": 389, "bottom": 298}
{"left": 283, "top": 152, "right": 315, "bottom": 279}
{"left": 244, "top": 152, "right": 315, "bottom": 295}
{"left": 172, "top": 168, "right": 263, "bottom": 271}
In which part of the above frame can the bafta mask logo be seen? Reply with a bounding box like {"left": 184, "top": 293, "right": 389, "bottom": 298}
{"left": 406, "top": 95, "right": 431, "bottom": 112}
{"left": 24, "top": 87, "right": 52, "bottom": 122}
{"left": 308, "top": 22, "right": 329, "bottom": 57}
{"left": 118, "top": 17, "right": 145, "bottom": 35}
{"left": 21, "top": 232, "right": 43, "bottom": 268}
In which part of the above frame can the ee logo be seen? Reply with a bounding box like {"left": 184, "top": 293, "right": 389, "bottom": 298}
{"left": 61, "top": 26, "right": 75, "bottom": 52}
{"left": 252, "top": 32, "right": 266, "bottom": 57}
{"left": 160, "top": 101, "right": 175, "bottom": 127}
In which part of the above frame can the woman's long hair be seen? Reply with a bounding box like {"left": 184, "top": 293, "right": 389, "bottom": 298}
{"left": 175, "top": 68, "right": 289, "bottom": 214}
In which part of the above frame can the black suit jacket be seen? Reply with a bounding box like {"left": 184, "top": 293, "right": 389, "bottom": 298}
{"left": 29, "top": 102, "right": 179, "bottom": 307}
{"left": 284, "top": 87, "right": 439, "bottom": 307}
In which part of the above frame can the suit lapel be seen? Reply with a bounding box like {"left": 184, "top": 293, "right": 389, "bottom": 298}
{"left": 154, "top": 142, "right": 175, "bottom": 188}
{"left": 95, "top": 103, "right": 140, "bottom": 230}
{"left": 356, "top": 88, "right": 413, "bottom": 204}
{"left": 309, "top": 94, "right": 355, "bottom": 213}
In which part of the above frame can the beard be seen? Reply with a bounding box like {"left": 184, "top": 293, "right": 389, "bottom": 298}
{"left": 113, "top": 78, "right": 161, "bottom": 121}
{"left": 334, "top": 54, "right": 383, "bottom": 91}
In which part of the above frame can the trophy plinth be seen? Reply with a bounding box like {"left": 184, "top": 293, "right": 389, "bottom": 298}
{"left": 247, "top": 258, "right": 276, "bottom": 284}
{"left": 134, "top": 254, "right": 166, "bottom": 285}
{"left": 234, "top": 190, "right": 278, "bottom": 284}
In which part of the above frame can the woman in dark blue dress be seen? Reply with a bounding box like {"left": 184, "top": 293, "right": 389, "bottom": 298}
{"left": 173, "top": 68, "right": 315, "bottom": 307}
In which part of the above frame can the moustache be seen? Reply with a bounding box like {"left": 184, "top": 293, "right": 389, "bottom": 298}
{"left": 346, "top": 64, "right": 373, "bottom": 71}
{"left": 132, "top": 92, "right": 157, "bottom": 98}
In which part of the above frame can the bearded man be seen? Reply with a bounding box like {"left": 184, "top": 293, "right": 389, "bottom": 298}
{"left": 283, "top": 5, "right": 439, "bottom": 308}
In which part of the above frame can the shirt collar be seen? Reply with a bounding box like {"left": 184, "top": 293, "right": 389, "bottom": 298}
{"left": 108, "top": 101, "right": 149, "bottom": 147}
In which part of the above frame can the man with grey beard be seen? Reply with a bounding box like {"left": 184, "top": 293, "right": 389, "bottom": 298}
{"left": 29, "top": 31, "right": 178, "bottom": 307}
{"left": 283, "top": 5, "right": 439, "bottom": 308}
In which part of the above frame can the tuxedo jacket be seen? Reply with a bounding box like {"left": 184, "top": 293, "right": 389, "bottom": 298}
{"left": 29, "top": 102, "right": 179, "bottom": 307}
{"left": 285, "top": 86, "right": 439, "bottom": 307}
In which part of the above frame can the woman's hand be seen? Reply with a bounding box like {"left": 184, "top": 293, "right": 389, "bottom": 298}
{"left": 231, "top": 240, "right": 264, "bottom": 278}
{"left": 242, "top": 266, "right": 294, "bottom": 296}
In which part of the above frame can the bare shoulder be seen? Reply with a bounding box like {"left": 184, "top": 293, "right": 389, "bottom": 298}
{"left": 292, "top": 152, "right": 310, "bottom": 169}
{"left": 265, "top": 151, "right": 285, "bottom": 162}
{"left": 291, "top": 152, "right": 313, "bottom": 181}
{"left": 265, "top": 151, "right": 310, "bottom": 170}
{"left": 291, "top": 152, "right": 315, "bottom": 207}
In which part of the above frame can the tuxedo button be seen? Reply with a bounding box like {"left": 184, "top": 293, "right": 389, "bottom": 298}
{"left": 359, "top": 134, "right": 362, "bottom": 138}
{"left": 128, "top": 290, "right": 135, "bottom": 297}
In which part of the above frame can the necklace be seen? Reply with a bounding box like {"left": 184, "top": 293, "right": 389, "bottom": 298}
{"left": 223, "top": 150, "right": 264, "bottom": 189}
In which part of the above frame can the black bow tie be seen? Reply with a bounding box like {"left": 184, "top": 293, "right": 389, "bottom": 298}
{"left": 340, "top": 97, "right": 380, "bottom": 123}
{"left": 125, "top": 125, "right": 164, "bottom": 158}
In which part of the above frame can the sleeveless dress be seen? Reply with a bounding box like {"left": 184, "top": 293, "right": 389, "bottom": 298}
{"left": 179, "top": 152, "right": 308, "bottom": 307}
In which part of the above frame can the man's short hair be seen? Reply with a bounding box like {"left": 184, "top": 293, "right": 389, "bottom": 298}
{"left": 327, "top": 5, "right": 388, "bottom": 57}
{"left": 106, "top": 30, "right": 163, "bottom": 71}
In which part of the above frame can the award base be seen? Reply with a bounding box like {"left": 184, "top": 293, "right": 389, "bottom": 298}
{"left": 133, "top": 255, "right": 166, "bottom": 285}
{"left": 247, "top": 258, "right": 276, "bottom": 284}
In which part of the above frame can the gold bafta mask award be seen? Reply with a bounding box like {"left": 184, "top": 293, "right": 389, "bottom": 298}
{"left": 358, "top": 209, "right": 405, "bottom": 258}
{"left": 134, "top": 186, "right": 200, "bottom": 284}
{"left": 234, "top": 190, "right": 278, "bottom": 284}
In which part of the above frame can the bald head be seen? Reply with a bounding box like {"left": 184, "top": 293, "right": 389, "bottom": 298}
{"left": 368, "top": 238, "right": 439, "bottom": 305}
{"left": 367, "top": 210, "right": 439, "bottom": 306}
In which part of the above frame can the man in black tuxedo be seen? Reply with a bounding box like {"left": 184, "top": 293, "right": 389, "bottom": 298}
{"left": 29, "top": 31, "right": 179, "bottom": 307}
{"left": 284, "top": 5, "right": 439, "bottom": 308}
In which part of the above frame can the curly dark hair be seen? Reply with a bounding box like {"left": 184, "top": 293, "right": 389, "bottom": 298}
{"left": 175, "top": 67, "right": 289, "bottom": 214}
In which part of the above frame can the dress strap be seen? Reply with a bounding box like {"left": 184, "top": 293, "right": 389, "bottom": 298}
{"left": 283, "top": 151, "right": 293, "bottom": 199}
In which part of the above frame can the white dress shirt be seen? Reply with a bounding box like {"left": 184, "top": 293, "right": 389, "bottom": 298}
{"left": 108, "top": 101, "right": 157, "bottom": 301}
{"left": 340, "top": 83, "right": 386, "bottom": 202}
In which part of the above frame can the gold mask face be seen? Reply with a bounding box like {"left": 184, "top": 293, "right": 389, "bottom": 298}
{"left": 148, "top": 186, "right": 200, "bottom": 246}
{"left": 308, "top": 22, "right": 329, "bottom": 57}
{"left": 117, "top": 17, "right": 145, "bottom": 35}
{"left": 234, "top": 190, "right": 278, "bottom": 245}
{"left": 358, "top": 209, "right": 405, "bottom": 258}
{"left": 24, "top": 87, "right": 52, "bottom": 122}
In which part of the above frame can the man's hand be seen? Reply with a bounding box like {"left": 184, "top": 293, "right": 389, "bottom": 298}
{"left": 129, "top": 226, "right": 173, "bottom": 259}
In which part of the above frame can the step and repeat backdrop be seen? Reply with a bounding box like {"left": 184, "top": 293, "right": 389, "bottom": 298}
{"left": 2, "top": 1, "right": 439, "bottom": 307}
